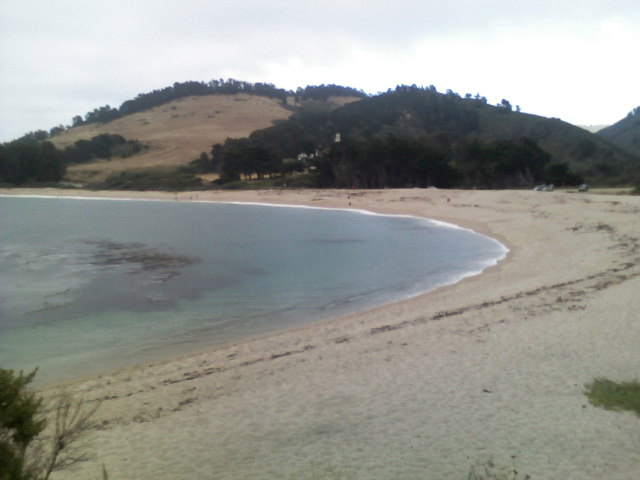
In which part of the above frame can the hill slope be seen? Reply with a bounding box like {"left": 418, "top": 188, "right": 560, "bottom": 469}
{"left": 46, "top": 84, "right": 637, "bottom": 187}
{"left": 49, "top": 94, "right": 293, "bottom": 183}
{"left": 333, "top": 88, "right": 637, "bottom": 180}
{"left": 597, "top": 107, "right": 640, "bottom": 157}
{"left": 211, "top": 87, "right": 638, "bottom": 185}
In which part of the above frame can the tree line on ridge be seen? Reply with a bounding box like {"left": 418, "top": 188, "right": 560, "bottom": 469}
{"left": 192, "top": 86, "right": 587, "bottom": 189}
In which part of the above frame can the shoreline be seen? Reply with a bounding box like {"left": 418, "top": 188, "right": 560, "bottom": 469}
{"left": 3, "top": 187, "right": 640, "bottom": 479}
{"left": 2, "top": 189, "right": 508, "bottom": 388}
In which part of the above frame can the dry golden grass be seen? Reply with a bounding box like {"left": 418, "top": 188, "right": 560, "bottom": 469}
{"left": 50, "top": 94, "right": 293, "bottom": 183}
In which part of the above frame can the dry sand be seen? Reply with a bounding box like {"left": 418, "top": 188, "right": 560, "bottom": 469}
{"left": 4, "top": 188, "right": 640, "bottom": 479}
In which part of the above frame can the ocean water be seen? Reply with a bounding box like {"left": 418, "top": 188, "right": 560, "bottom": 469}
{"left": 0, "top": 195, "right": 507, "bottom": 384}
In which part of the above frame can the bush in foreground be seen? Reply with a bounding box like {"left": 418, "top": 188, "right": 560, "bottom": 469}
{"left": 0, "top": 368, "right": 100, "bottom": 480}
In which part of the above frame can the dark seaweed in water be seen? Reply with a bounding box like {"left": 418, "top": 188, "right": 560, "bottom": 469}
{"left": 1, "top": 240, "right": 204, "bottom": 321}
{"left": 83, "top": 240, "right": 200, "bottom": 280}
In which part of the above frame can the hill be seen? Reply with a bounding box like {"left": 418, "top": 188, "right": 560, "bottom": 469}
{"left": 47, "top": 81, "right": 364, "bottom": 183}
{"left": 597, "top": 107, "right": 640, "bottom": 157}
{"left": 207, "top": 86, "right": 638, "bottom": 188}
{"left": 38, "top": 82, "right": 638, "bottom": 188}
{"left": 579, "top": 124, "right": 609, "bottom": 133}
{"left": 334, "top": 87, "right": 637, "bottom": 181}
{"left": 49, "top": 94, "right": 293, "bottom": 183}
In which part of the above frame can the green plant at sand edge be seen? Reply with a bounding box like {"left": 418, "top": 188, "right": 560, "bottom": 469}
{"left": 585, "top": 378, "right": 640, "bottom": 416}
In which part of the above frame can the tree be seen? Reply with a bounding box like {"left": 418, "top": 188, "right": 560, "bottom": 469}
{"left": 0, "top": 140, "right": 66, "bottom": 185}
{"left": 210, "top": 143, "right": 224, "bottom": 173}
{"left": 62, "top": 134, "right": 138, "bottom": 164}
{"left": 456, "top": 137, "right": 552, "bottom": 188}
{"left": 48, "top": 126, "right": 65, "bottom": 137}
{"left": 499, "top": 99, "right": 513, "bottom": 112}
{"left": 1, "top": 369, "right": 45, "bottom": 480}
{"left": 18, "top": 131, "right": 49, "bottom": 142}
{"left": 0, "top": 369, "right": 101, "bottom": 480}
{"left": 543, "top": 162, "right": 584, "bottom": 186}
{"left": 282, "top": 157, "right": 305, "bottom": 176}
{"left": 34, "top": 392, "right": 101, "bottom": 480}
{"left": 189, "top": 151, "right": 213, "bottom": 173}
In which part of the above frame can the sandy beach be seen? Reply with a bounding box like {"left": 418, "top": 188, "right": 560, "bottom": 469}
{"left": 3, "top": 187, "right": 640, "bottom": 479}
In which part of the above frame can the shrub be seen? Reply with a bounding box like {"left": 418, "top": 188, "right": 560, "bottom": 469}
{"left": 0, "top": 369, "right": 45, "bottom": 480}
{"left": 585, "top": 378, "right": 640, "bottom": 416}
{"left": 0, "top": 368, "right": 101, "bottom": 480}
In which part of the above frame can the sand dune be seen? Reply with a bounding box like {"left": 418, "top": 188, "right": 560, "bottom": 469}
{"left": 4, "top": 187, "right": 639, "bottom": 479}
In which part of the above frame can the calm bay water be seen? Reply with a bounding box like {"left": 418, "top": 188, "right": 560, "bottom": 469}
{"left": 0, "top": 195, "right": 506, "bottom": 384}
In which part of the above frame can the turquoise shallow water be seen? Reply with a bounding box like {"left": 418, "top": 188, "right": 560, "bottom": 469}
{"left": 0, "top": 195, "right": 507, "bottom": 384}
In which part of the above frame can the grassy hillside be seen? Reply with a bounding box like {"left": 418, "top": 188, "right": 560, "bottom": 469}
{"left": 597, "top": 107, "right": 640, "bottom": 157}
{"left": 49, "top": 93, "right": 361, "bottom": 184}
{"left": 49, "top": 94, "right": 293, "bottom": 183}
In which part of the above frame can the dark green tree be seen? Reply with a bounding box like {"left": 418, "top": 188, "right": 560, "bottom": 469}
{"left": 499, "top": 99, "right": 513, "bottom": 112}
{"left": 48, "top": 126, "right": 65, "bottom": 137}
{"left": 63, "top": 134, "right": 136, "bottom": 164}
{"left": 189, "top": 152, "right": 213, "bottom": 173}
{"left": 0, "top": 369, "right": 45, "bottom": 480}
{"left": 543, "top": 162, "right": 584, "bottom": 186}
{"left": 0, "top": 369, "right": 103, "bottom": 480}
{"left": 0, "top": 140, "right": 66, "bottom": 185}
{"left": 456, "top": 137, "right": 551, "bottom": 188}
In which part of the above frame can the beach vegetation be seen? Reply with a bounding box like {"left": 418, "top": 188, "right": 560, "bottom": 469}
{"left": 585, "top": 377, "right": 640, "bottom": 416}
{"left": 0, "top": 368, "right": 101, "bottom": 480}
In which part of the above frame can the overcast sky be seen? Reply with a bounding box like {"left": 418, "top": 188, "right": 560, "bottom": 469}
{"left": 1, "top": 0, "right": 639, "bottom": 142}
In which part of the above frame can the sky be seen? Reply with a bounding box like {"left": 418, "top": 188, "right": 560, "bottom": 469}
{"left": 1, "top": 0, "right": 639, "bottom": 142}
